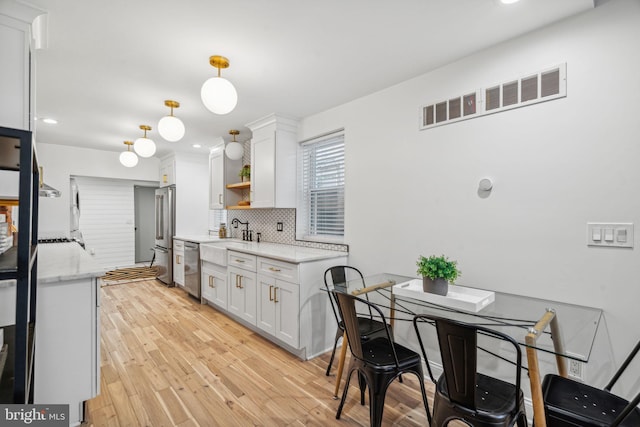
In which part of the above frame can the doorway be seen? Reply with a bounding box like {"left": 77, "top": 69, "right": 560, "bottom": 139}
{"left": 134, "top": 186, "right": 157, "bottom": 263}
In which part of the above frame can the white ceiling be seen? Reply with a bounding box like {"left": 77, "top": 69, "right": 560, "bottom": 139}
{"left": 26, "top": 0, "right": 595, "bottom": 157}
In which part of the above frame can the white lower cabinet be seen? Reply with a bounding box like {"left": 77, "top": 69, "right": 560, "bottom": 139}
{"left": 35, "top": 276, "right": 100, "bottom": 426}
{"left": 228, "top": 267, "right": 257, "bottom": 325}
{"left": 201, "top": 247, "right": 347, "bottom": 359}
{"left": 256, "top": 274, "right": 299, "bottom": 348}
{"left": 227, "top": 251, "right": 257, "bottom": 325}
{"left": 173, "top": 239, "right": 185, "bottom": 286}
{"left": 201, "top": 261, "right": 228, "bottom": 310}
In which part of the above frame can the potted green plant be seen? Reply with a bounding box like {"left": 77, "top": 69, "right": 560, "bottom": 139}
{"left": 416, "top": 254, "right": 460, "bottom": 296}
{"left": 239, "top": 164, "right": 251, "bottom": 182}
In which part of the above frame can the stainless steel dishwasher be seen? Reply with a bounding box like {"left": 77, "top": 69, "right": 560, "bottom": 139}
{"left": 184, "top": 241, "right": 201, "bottom": 298}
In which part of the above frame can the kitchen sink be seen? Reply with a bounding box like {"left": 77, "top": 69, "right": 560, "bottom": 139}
{"left": 200, "top": 243, "right": 228, "bottom": 266}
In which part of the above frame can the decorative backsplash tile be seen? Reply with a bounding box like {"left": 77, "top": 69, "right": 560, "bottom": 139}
{"left": 225, "top": 208, "right": 348, "bottom": 252}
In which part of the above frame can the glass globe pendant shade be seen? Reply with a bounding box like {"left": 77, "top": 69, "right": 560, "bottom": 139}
{"left": 119, "top": 141, "right": 138, "bottom": 167}
{"left": 119, "top": 150, "right": 138, "bottom": 167}
{"left": 133, "top": 125, "right": 156, "bottom": 158}
{"left": 201, "top": 76, "right": 238, "bottom": 115}
{"left": 134, "top": 137, "right": 156, "bottom": 157}
{"left": 158, "top": 115, "right": 185, "bottom": 142}
{"left": 225, "top": 141, "right": 244, "bottom": 160}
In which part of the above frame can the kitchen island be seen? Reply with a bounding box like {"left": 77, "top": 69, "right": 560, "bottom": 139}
{"left": 36, "top": 242, "right": 104, "bottom": 426}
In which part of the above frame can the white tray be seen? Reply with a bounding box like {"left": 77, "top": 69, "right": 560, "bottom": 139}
{"left": 393, "top": 279, "right": 495, "bottom": 313}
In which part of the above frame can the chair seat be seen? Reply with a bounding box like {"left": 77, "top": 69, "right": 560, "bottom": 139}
{"left": 542, "top": 374, "right": 640, "bottom": 427}
{"left": 361, "top": 337, "right": 422, "bottom": 369}
{"left": 338, "top": 317, "right": 387, "bottom": 340}
{"left": 437, "top": 372, "right": 524, "bottom": 422}
{"left": 333, "top": 291, "right": 431, "bottom": 427}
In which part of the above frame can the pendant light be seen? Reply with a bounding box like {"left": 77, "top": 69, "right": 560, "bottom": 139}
{"left": 201, "top": 55, "right": 238, "bottom": 115}
{"left": 225, "top": 129, "right": 243, "bottom": 160}
{"left": 134, "top": 125, "right": 156, "bottom": 158}
{"left": 158, "top": 100, "right": 185, "bottom": 142}
{"left": 119, "top": 141, "right": 138, "bottom": 167}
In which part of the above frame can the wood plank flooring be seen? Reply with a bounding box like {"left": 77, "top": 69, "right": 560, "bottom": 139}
{"left": 86, "top": 279, "right": 437, "bottom": 426}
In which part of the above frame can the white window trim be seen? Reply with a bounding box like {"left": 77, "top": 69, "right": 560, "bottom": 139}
{"left": 296, "top": 129, "right": 345, "bottom": 244}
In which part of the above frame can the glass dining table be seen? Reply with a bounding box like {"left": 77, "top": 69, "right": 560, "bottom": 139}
{"left": 327, "top": 273, "right": 603, "bottom": 427}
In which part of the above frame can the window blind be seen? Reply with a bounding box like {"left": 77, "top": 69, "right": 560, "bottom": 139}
{"left": 299, "top": 131, "right": 345, "bottom": 239}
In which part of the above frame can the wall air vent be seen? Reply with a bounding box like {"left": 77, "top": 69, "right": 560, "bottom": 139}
{"left": 420, "top": 63, "right": 566, "bottom": 130}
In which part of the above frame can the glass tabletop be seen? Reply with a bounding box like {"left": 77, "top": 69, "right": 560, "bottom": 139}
{"left": 327, "top": 273, "right": 603, "bottom": 362}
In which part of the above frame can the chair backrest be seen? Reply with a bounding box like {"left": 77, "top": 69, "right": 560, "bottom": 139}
{"left": 413, "top": 314, "right": 523, "bottom": 410}
{"left": 607, "top": 339, "right": 640, "bottom": 427}
{"left": 605, "top": 339, "right": 640, "bottom": 392}
{"left": 331, "top": 290, "right": 399, "bottom": 367}
{"left": 324, "top": 266, "right": 365, "bottom": 326}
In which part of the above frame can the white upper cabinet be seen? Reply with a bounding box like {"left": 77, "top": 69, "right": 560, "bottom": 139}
{"left": 209, "top": 146, "right": 224, "bottom": 209}
{"left": 246, "top": 114, "right": 299, "bottom": 208}
{"left": 0, "top": 3, "right": 45, "bottom": 130}
{"left": 208, "top": 140, "right": 242, "bottom": 209}
{"left": 159, "top": 155, "right": 175, "bottom": 187}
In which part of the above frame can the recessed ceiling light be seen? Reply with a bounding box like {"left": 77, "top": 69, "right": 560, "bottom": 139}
{"left": 500, "top": 0, "right": 520, "bottom": 4}
{"left": 192, "top": 144, "right": 202, "bottom": 148}
{"left": 41, "top": 118, "right": 58, "bottom": 124}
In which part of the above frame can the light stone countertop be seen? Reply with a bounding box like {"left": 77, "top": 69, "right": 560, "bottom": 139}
{"left": 38, "top": 243, "right": 105, "bottom": 284}
{"left": 203, "top": 240, "right": 347, "bottom": 263}
{"left": 173, "top": 234, "right": 222, "bottom": 244}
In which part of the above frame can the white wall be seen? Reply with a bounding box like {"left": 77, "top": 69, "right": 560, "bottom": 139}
{"left": 73, "top": 176, "right": 136, "bottom": 269}
{"left": 36, "top": 143, "right": 160, "bottom": 236}
{"left": 300, "top": 0, "right": 640, "bottom": 397}
{"left": 174, "top": 152, "right": 209, "bottom": 236}
{"left": 0, "top": 170, "right": 19, "bottom": 198}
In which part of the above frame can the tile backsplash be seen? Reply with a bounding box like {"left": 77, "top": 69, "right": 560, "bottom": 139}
{"left": 219, "top": 208, "right": 347, "bottom": 252}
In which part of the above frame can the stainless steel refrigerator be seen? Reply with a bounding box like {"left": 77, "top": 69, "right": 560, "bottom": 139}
{"left": 154, "top": 186, "right": 175, "bottom": 285}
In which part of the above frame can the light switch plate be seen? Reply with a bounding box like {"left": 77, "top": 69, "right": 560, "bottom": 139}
{"left": 587, "top": 223, "right": 633, "bottom": 248}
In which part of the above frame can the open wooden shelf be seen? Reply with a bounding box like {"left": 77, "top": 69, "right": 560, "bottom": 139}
{"left": 226, "top": 205, "right": 252, "bottom": 210}
{"left": 226, "top": 181, "right": 250, "bottom": 190}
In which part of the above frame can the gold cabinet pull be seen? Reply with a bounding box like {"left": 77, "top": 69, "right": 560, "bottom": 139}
{"left": 268, "top": 267, "right": 281, "bottom": 272}
{"left": 238, "top": 275, "right": 243, "bottom": 289}
{"left": 176, "top": 255, "right": 181, "bottom": 264}
{"left": 209, "top": 276, "right": 214, "bottom": 288}
{"left": 269, "top": 285, "right": 273, "bottom": 301}
{"left": 235, "top": 259, "right": 245, "bottom": 263}
{"left": 274, "top": 287, "right": 279, "bottom": 303}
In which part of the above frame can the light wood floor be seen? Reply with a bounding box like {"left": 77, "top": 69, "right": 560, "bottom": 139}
{"left": 86, "top": 279, "right": 437, "bottom": 426}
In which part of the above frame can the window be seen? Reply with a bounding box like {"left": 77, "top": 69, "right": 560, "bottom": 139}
{"left": 210, "top": 209, "right": 227, "bottom": 231}
{"left": 298, "top": 130, "right": 345, "bottom": 241}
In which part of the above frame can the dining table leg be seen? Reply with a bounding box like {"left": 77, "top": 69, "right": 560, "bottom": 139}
{"left": 525, "top": 309, "right": 563, "bottom": 427}
{"left": 333, "top": 331, "right": 348, "bottom": 398}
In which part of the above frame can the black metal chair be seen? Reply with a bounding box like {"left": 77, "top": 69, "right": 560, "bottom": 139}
{"left": 541, "top": 339, "right": 640, "bottom": 427}
{"left": 413, "top": 314, "right": 528, "bottom": 427}
{"left": 323, "top": 266, "right": 388, "bottom": 376}
{"left": 331, "top": 290, "right": 431, "bottom": 427}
